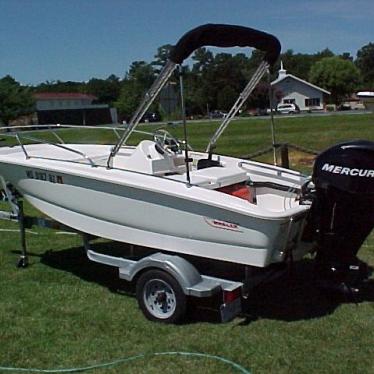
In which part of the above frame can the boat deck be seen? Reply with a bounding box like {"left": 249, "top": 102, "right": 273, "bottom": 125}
{"left": 0, "top": 141, "right": 309, "bottom": 216}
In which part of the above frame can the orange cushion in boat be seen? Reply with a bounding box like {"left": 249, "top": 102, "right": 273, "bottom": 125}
{"left": 217, "top": 183, "right": 255, "bottom": 203}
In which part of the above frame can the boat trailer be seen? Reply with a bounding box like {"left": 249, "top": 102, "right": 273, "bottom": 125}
{"left": 0, "top": 185, "right": 246, "bottom": 323}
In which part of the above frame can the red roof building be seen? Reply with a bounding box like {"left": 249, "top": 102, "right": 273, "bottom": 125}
{"left": 34, "top": 92, "right": 98, "bottom": 111}
{"left": 33, "top": 92, "right": 117, "bottom": 125}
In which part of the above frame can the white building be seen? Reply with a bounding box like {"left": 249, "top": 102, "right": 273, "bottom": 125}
{"left": 271, "top": 63, "right": 330, "bottom": 111}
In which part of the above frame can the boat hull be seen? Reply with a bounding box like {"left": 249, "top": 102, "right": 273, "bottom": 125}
{"left": 0, "top": 161, "right": 310, "bottom": 267}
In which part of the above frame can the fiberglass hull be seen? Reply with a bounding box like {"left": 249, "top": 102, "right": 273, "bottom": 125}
{"left": 0, "top": 145, "right": 310, "bottom": 267}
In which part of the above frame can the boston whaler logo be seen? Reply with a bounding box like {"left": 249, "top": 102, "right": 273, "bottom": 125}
{"left": 321, "top": 163, "right": 374, "bottom": 178}
{"left": 204, "top": 217, "right": 242, "bottom": 232}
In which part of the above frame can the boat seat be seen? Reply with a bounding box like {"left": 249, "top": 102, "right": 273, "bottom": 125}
{"left": 192, "top": 166, "right": 248, "bottom": 187}
{"left": 169, "top": 166, "right": 248, "bottom": 189}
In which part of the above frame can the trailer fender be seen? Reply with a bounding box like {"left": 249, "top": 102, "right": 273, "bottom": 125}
{"left": 120, "top": 252, "right": 220, "bottom": 297}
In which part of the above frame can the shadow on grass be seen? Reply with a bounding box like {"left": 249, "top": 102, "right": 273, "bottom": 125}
{"left": 34, "top": 242, "right": 226, "bottom": 323}
{"left": 13, "top": 242, "right": 133, "bottom": 294}
{"left": 241, "top": 261, "right": 374, "bottom": 324}
{"left": 13, "top": 241, "right": 374, "bottom": 325}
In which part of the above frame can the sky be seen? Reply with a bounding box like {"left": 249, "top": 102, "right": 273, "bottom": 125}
{"left": 0, "top": 0, "right": 373, "bottom": 85}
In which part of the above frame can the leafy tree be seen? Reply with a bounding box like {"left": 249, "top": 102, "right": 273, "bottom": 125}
{"left": 309, "top": 56, "right": 360, "bottom": 103}
{"left": 355, "top": 43, "right": 374, "bottom": 88}
{"left": 24, "top": 39, "right": 372, "bottom": 120}
{"left": 34, "top": 80, "right": 84, "bottom": 93}
{"left": 232, "top": 53, "right": 253, "bottom": 80}
{"left": 247, "top": 82, "right": 282, "bottom": 110}
{"left": 247, "top": 49, "right": 266, "bottom": 71}
{"left": 186, "top": 50, "right": 253, "bottom": 114}
{"left": 199, "top": 52, "right": 250, "bottom": 111}
{"left": 192, "top": 48, "right": 214, "bottom": 73}
{"left": 152, "top": 44, "right": 174, "bottom": 73}
{"left": 278, "top": 50, "right": 314, "bottom": 80}
{"left": 0, "top": 75, "right": 34, "bottom": 128}
{"left": 217, "top": 85, "right": 237, "bottom": 110}
{"left": 85, "top": 75, "right": 121, "bottom": 104}
{"left": 275, "top": 49, "right": 335, "bottom": 82}
{"left": 182, "top": 48, "right": 214, "bottom": 114}
{"left": 340, "top": 52, "right": 353, "bottom": 62}
{"left": 314, "top": 48, "right": 334, "bottom": 60}
{"left": 115, "top": 61, "right": 156, "bottom": 119}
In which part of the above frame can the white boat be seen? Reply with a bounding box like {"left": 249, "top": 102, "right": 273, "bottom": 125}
{"left": 357, "top": 91, "right": 374, "bottom": 111}
{"left": 0, "top": 135, "right": 312, "bottom": 267}
{"left": 0, "top": 24, "right": 315, "bottom": 268}
{"left": 1, "top": 25, "right": 373, "bottom": 314}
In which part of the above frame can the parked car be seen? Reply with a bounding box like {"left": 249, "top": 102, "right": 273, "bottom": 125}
{"left": 209, "top": 110, "right": 228, "bottom": 119}
{"left": 141, "top": 112, "right": 161, "bottom": 123}
{"left": 277, "top": 103, "right": 300, "bottom": 114}
{"left": 338, "top": 103, "right": 351, "bottom": 111}
{"left": 339, "top": 101, "right": 366, "bottom": 111}
{"left": 252, "top": 108, "right": 268, "bottom": 116}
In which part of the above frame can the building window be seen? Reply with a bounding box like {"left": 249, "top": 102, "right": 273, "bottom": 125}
{"left": 284, "top": 98, "right": 295, "bottom": 104}
{"left": 305, "top": 98, "right": 320, "bottom": 107}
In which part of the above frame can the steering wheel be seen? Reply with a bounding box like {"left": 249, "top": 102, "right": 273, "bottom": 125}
{"left": 153, "top": 129, "right": 182, "bottom": 155}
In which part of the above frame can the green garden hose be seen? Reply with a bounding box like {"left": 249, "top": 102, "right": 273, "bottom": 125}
{"left": 0, "top": 351, "right": 251, "bottom": 373}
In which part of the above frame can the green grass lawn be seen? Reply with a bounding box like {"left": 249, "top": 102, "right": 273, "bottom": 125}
{"left": 0, "top": 113, "right": 373, "bottom": 373}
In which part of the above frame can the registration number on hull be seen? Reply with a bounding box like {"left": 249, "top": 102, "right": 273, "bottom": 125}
{"left": 26, "top": 170, "right": 64, "bottom": 184}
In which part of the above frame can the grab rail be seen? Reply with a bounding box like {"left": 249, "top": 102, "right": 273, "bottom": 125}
{"left": 0, "top": 125, "right": 121, "bottom": 167}
{"left": 15, "top": 133, "right": 30, "bottom": 159}
{"left": 13, "top": 133, "right": 97, "bottom": 167}
{"left": 0, "top": 124, "right": 178, "bottom": 167}
{"left": 0, "top": 124, "right": 124, "bottom": 132}
{"left": 238, "top": 160, "right": 305, "bottom": 177}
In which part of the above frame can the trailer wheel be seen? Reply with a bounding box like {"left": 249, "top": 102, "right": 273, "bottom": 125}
{"left": 136, "top": 269, "right": 187, "bottom": 324}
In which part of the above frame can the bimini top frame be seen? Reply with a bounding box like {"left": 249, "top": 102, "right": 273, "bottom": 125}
{"left": 107, "top": 23, "right": 281, "bottom": 167}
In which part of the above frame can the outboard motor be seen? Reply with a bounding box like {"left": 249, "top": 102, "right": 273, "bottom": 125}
{"left": 312, "top": 140, "right": 374, "bottom": 293}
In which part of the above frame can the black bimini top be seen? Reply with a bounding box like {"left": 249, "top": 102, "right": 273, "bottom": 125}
{"left": 169, "top": 23, "right": 281, "bottom": 66}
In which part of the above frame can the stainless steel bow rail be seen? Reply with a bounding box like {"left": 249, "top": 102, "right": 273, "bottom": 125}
{"left": 0, "top": 124, "right": 181, "bottom": 167}
{"left": 0, "top": 124, "right": 124, "bottom": 167}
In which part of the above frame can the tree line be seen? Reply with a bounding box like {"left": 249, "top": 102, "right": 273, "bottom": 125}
{"left": 1, "top": 42, "right": 374, "bottom": 125}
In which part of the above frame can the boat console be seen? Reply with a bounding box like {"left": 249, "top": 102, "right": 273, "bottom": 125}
{"left": 122, "top": 140, "right": 186, "bottom": 176}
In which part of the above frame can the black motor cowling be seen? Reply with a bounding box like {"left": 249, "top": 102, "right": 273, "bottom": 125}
{"left": 312, "top": 140, "right": 374, "bottom": 291}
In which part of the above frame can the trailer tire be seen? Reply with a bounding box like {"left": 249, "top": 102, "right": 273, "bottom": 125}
{"left": 136, "top": 269, "right": 187, "bottom": 324}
